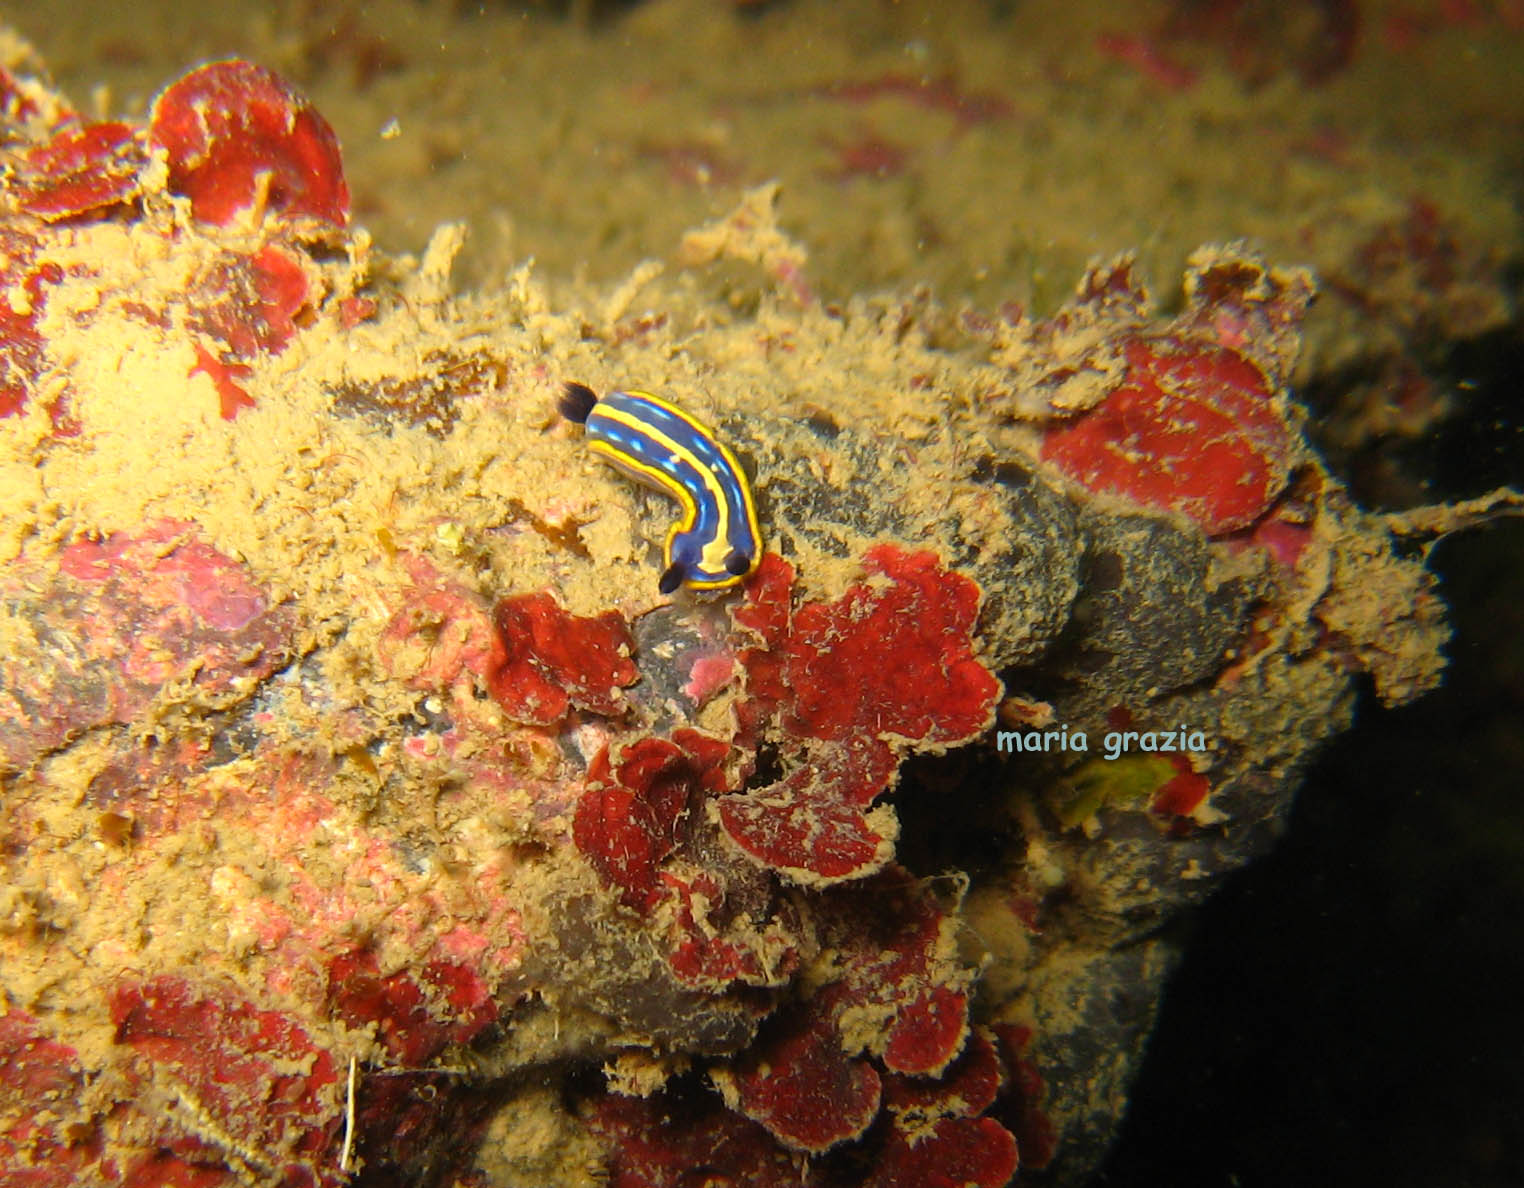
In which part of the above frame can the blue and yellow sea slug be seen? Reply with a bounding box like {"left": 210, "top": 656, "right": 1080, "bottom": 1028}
{"left": 559, "top": 382, "right": 763, "bottom": 594}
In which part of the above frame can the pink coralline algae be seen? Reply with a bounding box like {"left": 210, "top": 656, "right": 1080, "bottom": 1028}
{"left": 9, "top": 738, "right": 523, "bottom": 1185}
{"left": 1036, "top": 249, "right": 1312, "bottom": 536}
{"left": 0, "top": 522, "right": 293, "bottom": 773}
{"left": 378, "top": 554, "right": 502, "bottom": 693}
{"left": 719, "top": 546, "right": 1001, "bottom": 883}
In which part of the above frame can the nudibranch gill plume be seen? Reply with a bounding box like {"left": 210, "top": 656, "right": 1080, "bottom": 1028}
{"left": 559, "top": 382, "right": 763, "bottom": 594}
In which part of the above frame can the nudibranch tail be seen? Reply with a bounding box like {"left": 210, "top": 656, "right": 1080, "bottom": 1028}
{"left": 560, "top": 381, "right": 763, "bottom": 593}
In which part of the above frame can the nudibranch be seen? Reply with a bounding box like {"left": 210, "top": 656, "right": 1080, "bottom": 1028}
{"left": 559, "top": 382, "right": 763, "bottom": 594}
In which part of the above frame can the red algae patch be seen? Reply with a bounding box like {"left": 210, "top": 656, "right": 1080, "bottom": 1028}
{"left": 1035, "top": 247, "right": 1312, "bottom": 536}
{"left": 10, "top": 121, "right": 145, "bottom": 221}
{"left": 487, "top": 590, "right": 639, "bottom": 724}
{"left": 1041, "top": 337, "right": 1296, "bottom": 535}
{"left": 724, "top": 997, "right": 884, "bottom": 1154}
{"left": 719, "top": 547, "right": 1000, "bottom": 884}
{"left": 148, "top": 59, "right": 350, "bottom": 229}
{"left": 108, "top": 975, "right": 341, "bottom": 1185}
{"left": 572, "top": 730, "right": 729, "bottom": 911}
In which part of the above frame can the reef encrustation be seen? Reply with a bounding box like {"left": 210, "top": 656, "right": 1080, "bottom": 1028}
{"left": 0, "top": 31, "right": 1491, "bottom": 1188}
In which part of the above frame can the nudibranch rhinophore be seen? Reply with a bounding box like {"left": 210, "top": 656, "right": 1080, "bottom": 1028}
{"left": 559, "top": 382, "right": 763, "bottom": 594}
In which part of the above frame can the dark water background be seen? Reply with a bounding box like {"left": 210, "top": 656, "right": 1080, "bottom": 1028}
{"left": 1101, "top": 400, "right": 1524, "bottom": 1185}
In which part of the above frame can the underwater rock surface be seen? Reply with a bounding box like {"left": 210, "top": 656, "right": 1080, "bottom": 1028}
{"left": 0, "top": 38, "right": 1470, "bottom": 1188}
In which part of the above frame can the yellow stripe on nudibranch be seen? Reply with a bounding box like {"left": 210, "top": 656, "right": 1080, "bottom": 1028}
{"left": 559, "top": 382, "right": 763, "bottom": 594}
